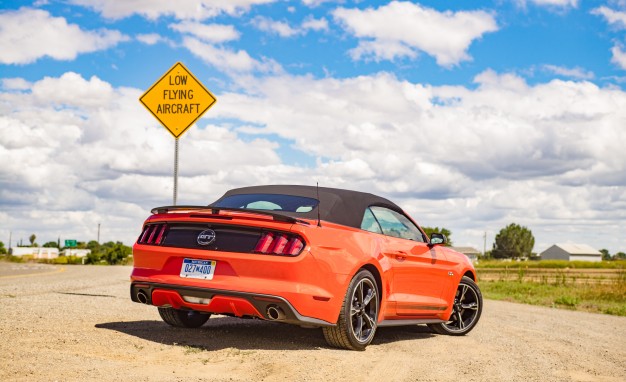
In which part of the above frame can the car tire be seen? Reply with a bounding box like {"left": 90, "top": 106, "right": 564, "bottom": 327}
{"left": 323, "top": 269, "right": 379, "bottom": 351}
{"left": 428, "top": 276, "right": 482, "bottom": 336}
{"left": 158, "top": 307, "right": 211, "bottom": 328}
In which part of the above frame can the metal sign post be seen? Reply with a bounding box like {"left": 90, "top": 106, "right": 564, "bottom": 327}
{"left": 174, "top": 138, "right": 179, "bottom": 205}
{"left": 139, "top": 62, "right": 217, "bottom": 206}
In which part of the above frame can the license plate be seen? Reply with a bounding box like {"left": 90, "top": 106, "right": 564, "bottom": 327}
{"left": 180, "top": 259, "right": 216, "bottom": 280}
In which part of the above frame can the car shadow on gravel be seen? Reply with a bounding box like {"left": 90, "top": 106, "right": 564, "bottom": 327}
{"left": 96, "top": 316, "right": 436, "bottom": 351}
{"left": 372, "top": 325, "right": 435, "bottom": 346}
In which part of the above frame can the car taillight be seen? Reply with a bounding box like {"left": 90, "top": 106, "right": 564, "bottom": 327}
{"left": 138, "top": 223, "right": 168, "bottom": 245}
{"left": 269, "top": 234, "right": 289, "bottom": 254}
{"left": 254, "top": 233, "right": 274, "bottom": 253}
{"left": 254, "top": 232, "right": 304, "bottom": 256}
{"left": 285, "top": 237, "right": 304, "bottom": 255}
{"left": 138, "top": 226, "right": 151, "bottom": 243}
{"left": 154, "top": 224, "right": 167, "bottom": 244}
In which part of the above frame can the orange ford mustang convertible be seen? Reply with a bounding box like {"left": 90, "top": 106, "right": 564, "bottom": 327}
{"left": 131, "top": 185, "right": 482, "bottom": 350}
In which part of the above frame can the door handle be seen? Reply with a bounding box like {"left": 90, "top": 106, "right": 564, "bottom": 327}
{"left": 394, "top": 251, "right": 407, "bottom": 261}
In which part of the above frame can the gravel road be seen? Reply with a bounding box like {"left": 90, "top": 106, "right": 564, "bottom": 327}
{"left": 0, "top": 262, "right": 624, "bottom": 382}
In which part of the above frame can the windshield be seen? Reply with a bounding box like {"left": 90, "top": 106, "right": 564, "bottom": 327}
{"left": 211, "top": 193, "right": 319, "bottom": 213}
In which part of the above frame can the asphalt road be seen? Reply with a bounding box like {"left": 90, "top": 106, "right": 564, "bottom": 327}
{"left": 0, "top": 262, "right": 624, "bottom": 381}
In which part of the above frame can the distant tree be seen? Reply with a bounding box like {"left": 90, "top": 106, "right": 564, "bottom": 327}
{"left": 491, "top": 223, "right": 535, "bottom": 259}
{"left": 615, "top": 252, "right": 626, "bottom": 260}
{"left": 29, "top": 234, "right": 37, "bottom": 247}
{"left": 79, "top": 241, "right": 103, "bottom": 264}
{"left": 43, "top": 241, "right": 59, "bottom": 248}
{"left": 422, "top": 227, "right": 453, "bottom": 246}
{"left": 86, "top": 240, "right": 101, "bottom": 251}
{"left": 600, "top": 249, "right": 612, "bottom": 261}
{"left": 480, "top": 250, "right": 492, "bottom": 260}
{"left": 0, "top": 241, "right": 6, "bottom": 255}
{"left": 84, "top": 251, "right": 103, "bottom": 265}
{"left": 102, "top": 241, "right": 131, "bottom": 265}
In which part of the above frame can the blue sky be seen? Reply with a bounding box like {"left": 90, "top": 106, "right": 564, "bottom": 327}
{"left": 1, "top": 0, "right": 625, "bottom": 254}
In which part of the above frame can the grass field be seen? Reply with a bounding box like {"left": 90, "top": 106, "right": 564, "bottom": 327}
{"left": 476, "top": 261, "right": 626, "bottom": 316}
{"left": 476, "top": 259, "right": 626, "bottom": 269}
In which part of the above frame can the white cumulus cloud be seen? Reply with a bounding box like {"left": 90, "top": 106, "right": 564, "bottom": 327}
{"left": 332, "top": 1, "right": 498, "bottom": 66}
{"left": 181, "top": 37, "right": 282, "bottom": 74}
{"left": 251, "top": 16, "right": 329, "bottom": 37}
{"left": 302, "top": 16, "right": 329, "bottom": 32}
{"left": 592, "top": 6, "right": 626, "bottom": 29}
{"left": 542, "top": 64, "right": 594, "bottom": 80}
{"left": 252, "top": 16, "right": 300, "bottom": 37}
{"left": 611, "top": 45, "right": 626, "bottom": 70}
{"left": 531, "top": 0, "right": 578, "bottom": 7}
{"left": 0, "top": 8, "right": 128, "bottom": 65}
{"left": 517, "top": 0, "right": 578, "bottom": 8}
{"left": 31, "top": 72, "right": 114, "bottom": 108}
{"left": 68, "top": 0, "right": 275, "bottom": 20}
{"left": 302, "top": 0, "right": 335, "bottom": 7}
{"left": 169, "top": 22, "right": 240, "bottom": 43}
{"left": 136, "top": 33, "right": 168, "bottom": 45}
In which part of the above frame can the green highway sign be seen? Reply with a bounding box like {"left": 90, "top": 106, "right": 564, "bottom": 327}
{"left": 65, "top": 240, "right": 77, "bottom": 248}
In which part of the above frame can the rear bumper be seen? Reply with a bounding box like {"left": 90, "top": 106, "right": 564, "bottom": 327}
{"left": 131, "top": 245, "right": 350, "bottom": 323}
{"left": 131, "top": 282, "right": 334, "bottom": 327}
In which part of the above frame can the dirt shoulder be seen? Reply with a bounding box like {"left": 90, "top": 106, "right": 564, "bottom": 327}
{"left": 0, "top": 263, "right": 624, "bottom": 381}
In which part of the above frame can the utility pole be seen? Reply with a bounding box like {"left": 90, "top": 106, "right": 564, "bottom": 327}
{"left": 483, "top": 231, "right": 487, "bottom": 257}
{"left": 8, "top": 231, "right": 11, "bottom": 249}
{"left": 97, "top": 223, "right": 101, "bottom": 244}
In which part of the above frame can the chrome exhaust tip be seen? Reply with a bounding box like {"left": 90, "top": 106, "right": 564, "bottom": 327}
{"left": 266, "top": 305, "right": 286, "bottom": 321}
{"left": 137, "top": 290, "right": 149, "bottom": 304}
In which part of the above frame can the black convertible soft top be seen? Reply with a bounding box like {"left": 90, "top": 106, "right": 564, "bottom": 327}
{"left": 211, "top": 185, "right": 403, "bottom": 229}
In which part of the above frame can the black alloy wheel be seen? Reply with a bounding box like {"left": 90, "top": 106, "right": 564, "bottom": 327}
{"left": 429, "top": 276, "right": 482, "bottom": 336}
{"left": 323, "top": 269, "right": 379, "bottom": 350}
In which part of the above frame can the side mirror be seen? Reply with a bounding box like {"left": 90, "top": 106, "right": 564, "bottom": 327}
{"left": 430, "top": 233, "right": 447, "bottom": 245}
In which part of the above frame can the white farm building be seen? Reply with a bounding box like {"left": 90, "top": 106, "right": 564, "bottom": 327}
{"left": 539, "top": 244, "right": 602, "bottom": 262}
{"left": 59, "top": 249, "right": 91, "bottom": 258}
{"left": 9, "top": 247, "right": 59, "bottom": 259}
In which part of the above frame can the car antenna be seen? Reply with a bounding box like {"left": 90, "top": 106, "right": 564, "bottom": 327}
{"left": 316, "top": 181, "right": 322, "bottom": 227}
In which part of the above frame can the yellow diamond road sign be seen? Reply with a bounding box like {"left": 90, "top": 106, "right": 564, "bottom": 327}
{"left": 140, "top": 62, "right": 217, "bottom": 138}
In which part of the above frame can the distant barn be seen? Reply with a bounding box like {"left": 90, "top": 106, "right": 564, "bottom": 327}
{"left": 450, "top": 247, "right": 480, "bottom": 264}
{"left": 539, "top": 244, "right": 602, "bottom": 262}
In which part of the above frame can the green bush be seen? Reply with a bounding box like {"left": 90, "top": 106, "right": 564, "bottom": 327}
{"left": 3, "top": 255, "right": 24, "bottom": 263}
{"left": 554, "top": 295, "right": 579, "bottom": 307}
{"left": 43, "top": 256, "right": 83, "bottom": 265}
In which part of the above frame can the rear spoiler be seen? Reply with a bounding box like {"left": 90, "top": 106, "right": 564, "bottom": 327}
{"left": 150, "top": 205, "right": 310, "bottom": 225}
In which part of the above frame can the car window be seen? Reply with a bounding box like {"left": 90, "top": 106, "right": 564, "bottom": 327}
{"left": 246, "top": 201, "right": 282, "bottom": 210}
{"left": 361, "top": 207, "right": 382, "bottom": 234}
{"left": 212, "top": 194, "right": 319, "bottom": 213}
{"left": 369, "top": 206, "right": 425, "bottom": 242}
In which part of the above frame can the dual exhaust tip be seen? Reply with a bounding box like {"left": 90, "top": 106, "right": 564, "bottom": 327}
{"left": 137, "top": 290, "right": 149, "bottom": 304}
{"left": 137, "top": 289, "right": 286, "bottom": 321}
{"left": 266, "top": 305, "right": 286, "bottom": 321}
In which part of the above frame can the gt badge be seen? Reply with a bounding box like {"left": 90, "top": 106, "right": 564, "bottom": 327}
{"left": 197, "top": 229, "right": 216, "bottom": 246}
